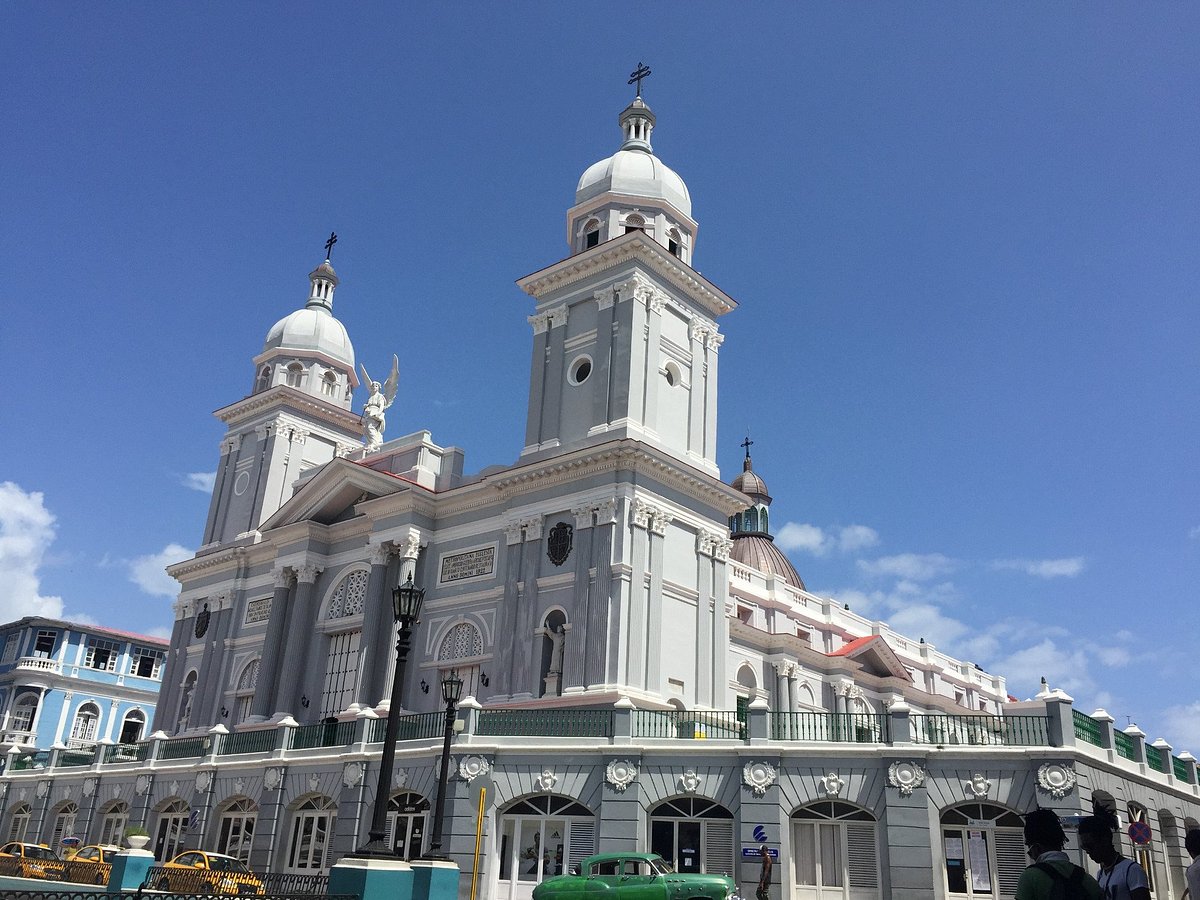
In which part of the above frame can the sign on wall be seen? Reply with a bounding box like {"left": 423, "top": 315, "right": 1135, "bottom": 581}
{"left": 439, "top": 545, "right": 497, "bottom": 584}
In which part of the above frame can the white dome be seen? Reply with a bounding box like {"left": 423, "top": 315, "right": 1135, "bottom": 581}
{"left": 263, "top": 306, "right": 355, "bottom": 369}
{"left": 576, "top": 149, "right": 692, "bottom": 218}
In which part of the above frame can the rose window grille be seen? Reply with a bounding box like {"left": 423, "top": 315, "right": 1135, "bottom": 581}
{"left": 327, "top": 571, "right": 369, "bottom": 619}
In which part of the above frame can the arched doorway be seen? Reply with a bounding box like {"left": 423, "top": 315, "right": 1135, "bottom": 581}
{"left": 285, "top": 796, "right": 336, "bottom": 873}
{"left": 496, "top": 794, "right": 595, "bottom": 900}
{"left": 49, "top": 801, "right": 78, "bottom": 852}
{"left": 1159, "top": 808, "right": 1185, "bottom": 898}
{"left": 791, "top": 800, "right": 881, "bottom": 899}
{"left": 386, "top": 791, "right": 429, "bottom": 860}
{"left": 216, "top": 797, "right": 257, "bottom": 864}
{"left": 650, "top": 796, "right": 735, "bottom": 876}
{"left": 6, "top": 803, "right": 31, "bottom": 842}
{"left": 97, "top": 801, "right": 129, "bottom": 847}
{"left": 940, "top": 802, "right": 1025, "bottom": 899}
{"left": 153, "top": 799, "right": 189, "bottom": 861}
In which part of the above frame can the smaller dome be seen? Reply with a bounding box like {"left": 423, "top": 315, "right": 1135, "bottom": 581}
{"left": 730, "top": 535, "right": 806, "bottom": 591}
{"left": 731, "top": 454, "right": 771, "bottom": 502}
{"left": 263, "top": 307, "right": 355, "bottom": 368}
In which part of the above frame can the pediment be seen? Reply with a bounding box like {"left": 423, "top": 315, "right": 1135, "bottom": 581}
{"left": 829, "top": 635, "right": 911, "bottom": 681}
{"left": 261, "top": 458, "right": 408, "bottom": 530}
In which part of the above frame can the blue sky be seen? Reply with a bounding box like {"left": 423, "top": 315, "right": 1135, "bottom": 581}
{"left": 2, "top": 6, "right": 1197, "bottom": 749}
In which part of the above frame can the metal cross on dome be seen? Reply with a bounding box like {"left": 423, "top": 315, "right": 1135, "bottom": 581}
{"left": 324, "top": 231, "right": 338, "bottom": 261}
{"left": 741, "top": 434, "right": 754, "bottom": 458}
{"left": 628, "top": 62, "right": 652, "bottom": 97}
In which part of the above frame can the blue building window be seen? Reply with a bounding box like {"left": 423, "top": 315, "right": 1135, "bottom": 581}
{"left": 33, "top": 630, "right": 56, "bottom": 658}
{"left": 85, "top": 638, "right": 120, "bottom": 672}
{"left": 131, "top": 647, "right": 163, "bottom": 679}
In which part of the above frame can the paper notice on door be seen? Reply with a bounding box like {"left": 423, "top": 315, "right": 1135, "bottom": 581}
{"left": 944, "top": 837, "right": 964, "bottom": 858}
{"left": 967, "top": 831, "right": 991, "bottom": 892}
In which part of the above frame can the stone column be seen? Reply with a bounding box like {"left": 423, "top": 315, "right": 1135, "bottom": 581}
{"left": 702, "top": 331, "right": 723, "bottom": 461}
{"left": 196, "top": 590, "right": 234, "bottom": 726}
{"left": 563, "top": 507, "right": 595, "bottom": 693}
{"left": 625, "top": 279, "right": 651, "bottom": 425}
{"left": 540, "top": 304, "right": 569, "bottom": 447}
{"left": 644, "top": 505, "right": 670, "bottom": 691}
{"left": 203, "top": 435, "right": 241, "bottom": 546}
{"left": 687, "top": 320, "right": 707, "bottom": 458}
{"left": 358, "top": 541, "right": 396, "bottom": 709}
{"left": 278, "top": 564, "right": 323, "bottom": 715}
{"left": 626, "top": 501, "right": 653, "bottom": 690}
{"left": 880, "top": 757, "right": 936, "bottom": 900}
{"left": 507, "top": 519, "right": 541, "bottom": 700}
{"left": 585, "top": 500, "right": 618, "bottom": 690}
{"left": 694, "top": 531, "right": 718, "bottom": 704}
{"left": 710, "top": 539, "right": 732, "bottom": 705}
{"left": 592, "top": 288, "right": 616, "bottom": 430}
{"left": 786, "top": 667, "right": 798, "bottom": 713}
{"left": 774, "top": 666, "right": 789, "bottom": 713}
{"left": 642, "top": 293, "right": 665, "bottom": 435}
{"left": 523, "top": 313, "right": 551, "bottom": 452}
{"left": 253, "top": 567, "right": 295, "bottom": 718}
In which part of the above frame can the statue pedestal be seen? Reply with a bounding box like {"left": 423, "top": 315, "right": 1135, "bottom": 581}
{"left": 107, "top": 849, "right": 155, "bottom": 893}
{"left": 411, "top": 859, "right": 461, "bottom": 900}
{"left": 543, "top": 672, "right": 561, "bottom": 696}
{"left": 329, "top": 857, "right": 414, "bottom": 900}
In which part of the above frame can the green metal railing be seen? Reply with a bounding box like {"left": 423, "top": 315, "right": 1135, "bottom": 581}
{"left": 770, "top": 712, "right": 889, "bottom": 743}
{"left": 480, "top": 708, "right": 615, "bottom": 738}
{"left": 9, "top": 750, "right": 51, "bottom": 771}
{"left": 103, "top": 742, "right": 151, "bottom": 763}
{"left": 57, "top": 748, "right": 96, "bottom": 768}
{"left": 1174, "top": 756, "right": 1191, "bottom": 781}
{"left": 288, "top": 720, "right": 356, "bottom": 750}
{"left": 1073, "top": 709, "right": 1103, "bottom": 746}
{"left": 158, "top": 736, "right": 210, "bottom": 760}
{"left": 367, "top": 711, "right": 445, "bottom": 743}
{"left": 219, "top": 729, "right": 277, "bottom": 755}
{"left": 910, "top": 714, "right": 1049, "bottom": 746}
{"left": 1146, "top": 746, "right": 1168, "bottom": 774}
{"left": 633, "top": 710, "right": 743, "bottom": 740}
{"left": 1114, "top": 730, "right": 1137, "bottom": 761}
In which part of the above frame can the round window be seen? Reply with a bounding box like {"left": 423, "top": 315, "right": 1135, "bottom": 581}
{"left": 664, "top": 361, "right": 681, "bottom": 387}
{"left": 570, "top": 356, "right": 592, "bottom": 385}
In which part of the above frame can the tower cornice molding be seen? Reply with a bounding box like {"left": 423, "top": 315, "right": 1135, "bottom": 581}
{"left": 517, "top": 232, "right": 737, "bottom": 319}
{"left": 214, "top": 385, "right": 363, "bottom": 435}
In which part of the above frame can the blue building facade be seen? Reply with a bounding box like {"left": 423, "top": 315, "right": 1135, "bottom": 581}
{"left": 0, "top": 617, "right": 167, "bottom": 753}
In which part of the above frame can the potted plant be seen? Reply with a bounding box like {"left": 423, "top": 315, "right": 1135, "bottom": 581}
{"left": 124, "top": 825, "right": 150, "bottom": 850}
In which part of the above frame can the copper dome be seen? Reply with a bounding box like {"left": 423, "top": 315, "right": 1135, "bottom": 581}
{"left": 729, "top": 534, "right": 806, "bottom": 591}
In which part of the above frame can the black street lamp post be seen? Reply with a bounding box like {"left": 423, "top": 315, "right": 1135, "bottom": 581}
{"left": 354, "top": 574, "right": 425, "bottom": 857}
{"left": 425, "top": 669, "right": 464, "bottom": 859}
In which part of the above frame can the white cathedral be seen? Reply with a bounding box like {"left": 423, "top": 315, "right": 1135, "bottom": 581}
{"left": 3, "top": 89, "right": 1198, "bottom": 900}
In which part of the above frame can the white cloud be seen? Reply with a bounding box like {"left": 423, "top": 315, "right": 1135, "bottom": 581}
{"left": 128, "top": 543, "right": 192, "bottom": 598}
{"left": 857, "top": 553, "right": 956, "bottom": 581}
{"left": 777, "top": 522, "right": 879, "bottom": 556}
{"left": 140, "top": 625, "right": 173, "bottom": 641}
{"left": 1160, "top": 702, "right": 1200, "bottom": 753}
{"left": 992, "top": 557, "right": 1085, "bottom": 578}
{"left": 0, "top": 482, "right": 65, "bottom": 620}
{"left": 182, "top": 472, "right": 216, "bottom": 493}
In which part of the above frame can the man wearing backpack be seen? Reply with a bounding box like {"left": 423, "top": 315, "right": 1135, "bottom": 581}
{"left": 1016, "top": 808, "right": 1102, "bottom": 900}
{"left": 1078, "top": 813, "right": 1151, "bottom": 900}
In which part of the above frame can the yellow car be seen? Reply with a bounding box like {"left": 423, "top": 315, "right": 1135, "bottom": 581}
{"left": 63, "top": 844, "right": 122, "bottom": 884}
{"left": 0, "top": 841, "right": 64, "bottom": 880}
{"left": 157, "top": 850, "right": 264, "bottom": 895}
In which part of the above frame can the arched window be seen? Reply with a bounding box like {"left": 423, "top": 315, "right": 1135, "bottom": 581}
{"left": 650, "top": 797, "right": 734, "bottom": 875}
{"left": 320, "top": 370, "right": 338, "bottom": 397}
{"left": 50, "top": 801, "right": 78, "bottom": 850}
{"left": 744, "top": 507, "right": 760, "bottom": 533}
{"left": 10, "top": 693, "right": 39, "bottom": 736}
{"left": 498, "top": 795, "right": 595, "bottom": 887}
{"left": 386, "top": 792, "right": 430, "bottom": 860}
{"left": 217, "top": 798, "right": 258, "bottom": 864}
{"left": 1127, "top": 803, "right": 1155, "bottom": 892}
{"left": 235, "top": 659, "right": 259, "bottom": 723}
{"left": 793, "top": 801, "right": 880, "bottom": 898}
{"left": 287, "top": 797, "right": 336, "bottom": 873}
{"left": 759, "top": 506, "right": 769, "bottom": 534}
{"left": 583, "top": 219, "right": 600, "bottom": 250}
{"left": 285, "top": 362, "right": 304, "bottom": 388}
{"left": 70, "top": 702, "right": 100, "bottom": 746}
{"left": 439, "top": 621, "right": 484, "bottom": 697}
{"left": 118, "top": 709, "right": 146, "bottom": 745}
{"left": 255, "top": 366, "right": 271, "bottom": 393}
{"left": 939, "top": 802, "right": 1024, "bottom": 899}
{"left": 624, "top": 213, "right": 646, "bottom": 235}
{"left": 153, "top": 799, "right": 189, "bottom": 861}
{"left": 98, "top": 801, "right": 129, "bottom": 847}
{"left": 668, "top": 227, "right": 684, "bottom": 258}
{"left": 321, "top": 570, "right": 368, "bottom": 719}
{"left": 6, "top": 803, "right": 31, "bottom": 842}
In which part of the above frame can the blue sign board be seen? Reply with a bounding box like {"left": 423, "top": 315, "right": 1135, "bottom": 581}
{"left": 741, "top": 848, "right": 778, "bottom": 859}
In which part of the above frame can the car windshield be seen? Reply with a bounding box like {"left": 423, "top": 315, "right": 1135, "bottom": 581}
{"left": 206, "top": 856, "right": 250, "bottom": 873}
{"left": 25, "top": 846, "right": 59, "bottom": 860}
{"left": 650, "top": 857, "right": 673, "bottom": 876}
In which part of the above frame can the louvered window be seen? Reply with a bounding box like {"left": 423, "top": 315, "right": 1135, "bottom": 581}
{"left": 793, "top": 801, "right": 880, "bottom": 897}
{"left": 993, "top": 830, "right": 1026, "bottom": 896}
{"left": 650, "top": 797, "right": 735, "bottom": 876}
{"left": 320, "top": 631, "right": 362, "bottom": 718}
{"left": 51, "top": 805, "right": 77, "bottom": 849}
{"left": 7, "top": 807, "right": 30, "bottom": 842}
{"left": 497, "top": 795, "right": 594, "bottom": 886}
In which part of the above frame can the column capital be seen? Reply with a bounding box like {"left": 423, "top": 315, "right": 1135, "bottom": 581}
{"left": 367, "top": 542, "right": 392, "bottom": 567}
{"left": 572, "top": 507, "right": 594, "bottom": 530}
{"left": 503, "top": 521, "right": 525, "bottom": 545}
{"left": 595, "top": 497, "right": 619, "bottom": 525}
{"left": 296, "top": 564, "right": 323, "bottom": 585}
{"left": 648, "top": 292, "right": 667, "bottom": 315}
{"left": 523, "top": 517, "right": 544, "bottom": 542}
{"left": 547, "top": 304, "right": 570, "bottom": 328}
{"left": 272, "top": 566, "right": 295, "bottom": 589}
{"left": 396, "top": 529, "right": 422, "bottom": 560}
{"left": 528, "top": 312, "right": 551, "bottom": 335}
{"left": 219, "top": 435, "right": 241, "bottom": 455}
{"left": 594, "top": 287, "right": 616, "bottom": 310}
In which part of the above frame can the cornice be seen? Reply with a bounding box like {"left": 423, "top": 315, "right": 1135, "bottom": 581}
{"left": 516, "top": 232, "right": 737, "bottom": 318}
{"left": 213, "top": 385, "right": 362, "bottom": 435}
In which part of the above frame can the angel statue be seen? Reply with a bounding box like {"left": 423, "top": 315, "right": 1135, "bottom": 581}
{"left": 359, "top": 354, "right": 399, "bottom": 453}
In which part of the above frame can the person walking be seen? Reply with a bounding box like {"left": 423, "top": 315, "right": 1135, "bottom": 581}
{"left": 1183, "top": 828, "right": 1200, "bottom": 900}
{"left": 1015, "top": 808, "right": 1101, "bottom": 899}
{"left": 1078, "top": 813, "right": 1150, "bottom": 900}
{"left": 756, "top": 844, "right": 772, "bottom": 900}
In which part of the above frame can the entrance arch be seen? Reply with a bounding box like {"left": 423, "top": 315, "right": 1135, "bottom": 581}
{"left": 496, "top": 794, "right": 595, "bottom": 900}
{"left": 791, "top": 800, "right": 880, "bottom": 899}
{"left": 649, "top": 796, "right": 734, "bottom": 875}
{"left": 939, "top": 802, "right": 1025, "bottom": 899}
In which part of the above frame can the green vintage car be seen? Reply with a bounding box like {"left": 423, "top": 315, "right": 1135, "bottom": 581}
{"left": 532, "top": 853, "right": 738, "bottom": 900}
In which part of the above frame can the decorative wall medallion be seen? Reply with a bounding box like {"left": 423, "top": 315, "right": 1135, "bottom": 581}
{"left": 965, "top": 773, "right": 991, "bottom": 799}
{"left": 393, "top": 769, "right": 409, "bottom": 788}
{"left": 678, "top": 768, "right": 702, "bottom": 793}
{"left": 194, "top": 603, "right": 210, "bottom": 638}
{"left": 459, "top": 755, "right": 491, "bottom": 783}
{"left": 820, "top": 772, "right": 844, "bottom": 797}
{"left": 60, "top": 787, "right": 72, "bottom": 802}
{"left": 233, "top": 778, "right": 245, "bottom": 795}
{"left": 35, "top": 780, "right": 48, "bottom": 799}
{"left": 606, "top": 759, "right": 638, "bottom": 793}
{"left": 82, "top": 778, "right": 97, "bottom": 798}
{"left": 343, "top": 762, "right": 364, "bottom": 788}
{"left": 535, "top": 768, "right": 558, "bottom": 791}
{"left": 308, "top": 774, "right": 320, "bottom": 792}
{"left": 887, "top": 761, "right": 925, "bottom": 797}
{"left": 111, "top": 785, "right": 121, "bottom": 799}
{"left": 263, "top": 768, "right": 282, "bottom": 791}
{"left": 135, "top": 775, "right": 151, "bottom": 796}
{"left": 169, "top": 780, "right": 180, "bottom": 796}
{"left": 17, "top": 788, "right": 27, "bottom": 802}
{"left": 195, "top": 771, "right": 213, "bottom": 793}
{"left": 547, "top": 522, "right": 574, "bottom": 567}
{"left": 743, "top": 762, "right": 777, "bottom": 796}
{"left": 1036, "top": 763, "right": 1077, "bottom": 799}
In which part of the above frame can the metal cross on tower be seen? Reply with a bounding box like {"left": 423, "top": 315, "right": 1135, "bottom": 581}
{"left": 324, "top": 231, "right": 338, "bottom": 261}
{"left": 628, "top": 62, "right": 652, "bottom": 97}
{"left": 741, "top": 435, "right": 754, "bottom": 459}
